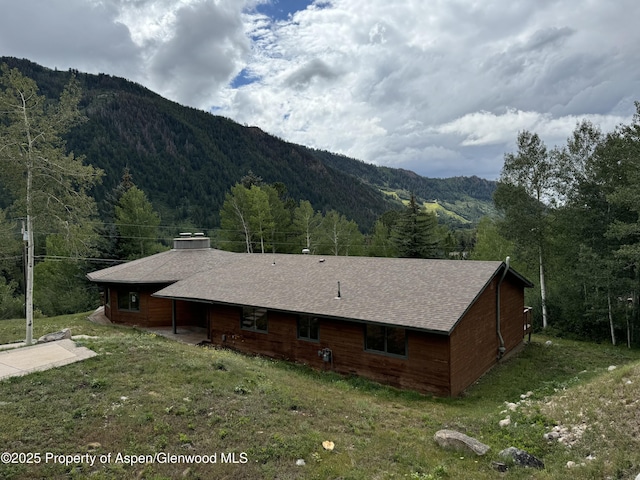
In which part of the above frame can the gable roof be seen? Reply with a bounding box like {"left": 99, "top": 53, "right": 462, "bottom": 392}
{"left": 148, "top": 251, "right": 532, "bottom": 334}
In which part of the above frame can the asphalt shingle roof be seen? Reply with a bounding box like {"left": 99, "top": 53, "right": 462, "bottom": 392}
{"left": 86, "top": 247, "right": 235, "bottom": 284}
{"left": 88, "top": 247, "right": 532, "bottom": 334}
{"left": 152, "top": 251, "right": 528, "bottom": 334}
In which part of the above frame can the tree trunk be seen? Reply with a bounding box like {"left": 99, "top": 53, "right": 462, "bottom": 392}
{"left": 607, "top": 290, "right": 616, "bottom": 346}
{"left": 25, "top": 206, "right": 34, "bottom": 345}
{"left": 23, "top": 92, "right": 35, "bottom": 346}
{"left": 539, "top": 245, "right": 549, "bottom": 329}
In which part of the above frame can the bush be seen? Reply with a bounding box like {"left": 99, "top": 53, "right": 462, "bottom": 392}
{"left": 0, "top": 276, "right": 23, "bottom": 320}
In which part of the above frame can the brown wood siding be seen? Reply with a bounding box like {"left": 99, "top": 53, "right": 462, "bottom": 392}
{"left": 448, "top": 276, "right": 525, "bottom": 396}
{"left": 108, "top": 285, "right": 171, "bottom": 327}
{"left": 500, "top": 279, "right": 527, "bottom": 354}
{"left": 208, "top": 304, "right": 451, "bottom": 396}
{"left": 175, "top": 300, "right": 207, "bottom": 327}
{"left": 107, "top": 286, "right": 208, "bottom": 328}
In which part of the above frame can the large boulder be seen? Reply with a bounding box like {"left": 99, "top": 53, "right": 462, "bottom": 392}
{"left": 434, "top": 429, "right": 490, "bottom": 456}
{"left": 37, "top": 328, "right": 72, "bottom": 343}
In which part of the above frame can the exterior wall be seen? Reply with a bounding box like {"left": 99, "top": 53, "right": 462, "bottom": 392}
{"left": 105, "top": 285, "right": 208, "bottom": 329}
{"left": 208, "top": 304, "right": 452, "bottom": 396}
{"left": 448, "top": 275, "right": 525, "bottom": 396}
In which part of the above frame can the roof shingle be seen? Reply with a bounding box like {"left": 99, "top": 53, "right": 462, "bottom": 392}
{"left": 88, "top": 248, "right": 532, "bottom": 334}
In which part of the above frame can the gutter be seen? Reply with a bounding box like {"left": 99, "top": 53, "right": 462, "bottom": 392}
{"left": 496, "top": 257, "right": 510, "bottom": 359}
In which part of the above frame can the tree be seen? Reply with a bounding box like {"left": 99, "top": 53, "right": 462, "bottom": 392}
{"left": 317, "top": 210, "right": 363, "bottom": 256}
{"left": 368, "top": 219, "right": 397, "bottom": 257}
{"left": 391, "top": 195, "right": 439, "bottom": 258}
{"left": 469, "top": 216, "right": 514, "bottom": 261}
{"left": 114, "top": 186, "right": 164, "bottom": 259}
{"left": 247, "top": 185, "right": 274, "bottom": 254}
{"left": 33, "top": 234, "right": 97, "bottom": 316}
{"left": 292, "top": 200, "right": 322, "bottom": 253}
{"left": 220, "top": 184, "right": 254, "bottom": 253}
{"left": 495, "top": 131, "right": 557, "bottom": 329}
{"left": 0, "top": 65, "right": 102, "bottom": 344}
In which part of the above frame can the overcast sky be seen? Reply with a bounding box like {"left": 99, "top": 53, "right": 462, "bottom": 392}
{"left": 1, "top": 0, "right": 638, "bottom": 179}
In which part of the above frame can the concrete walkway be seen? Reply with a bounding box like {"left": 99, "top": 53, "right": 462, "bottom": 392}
{"left": 0, "top": 339, "right": 97, "bottom": 381}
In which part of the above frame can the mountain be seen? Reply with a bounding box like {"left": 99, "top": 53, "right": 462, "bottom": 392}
{"left": 0, "top": 57, "right": 496, "bottom": 231}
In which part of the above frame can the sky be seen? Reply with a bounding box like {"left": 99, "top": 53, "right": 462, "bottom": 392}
{"left": 0, "top": 0, "right": 638, "bottom": 179}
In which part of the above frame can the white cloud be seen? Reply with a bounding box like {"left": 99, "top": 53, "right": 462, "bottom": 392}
{"left": 1, "top": 0, "right": 638, "bottom": 179}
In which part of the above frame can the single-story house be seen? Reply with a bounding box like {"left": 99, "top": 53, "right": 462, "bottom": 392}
{"left": 87, "top": 235, "right": 533, "bottom": 396}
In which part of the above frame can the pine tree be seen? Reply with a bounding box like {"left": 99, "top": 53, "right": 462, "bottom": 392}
{"left": 391, "top": 195, "right": 439, "bottom": 258}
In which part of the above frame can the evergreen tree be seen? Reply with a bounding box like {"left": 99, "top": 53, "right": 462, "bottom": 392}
{"left": 114, "top": 186, "right": 164, "bottom": 259}
{"left": 391, "top": 195, "right": 439, "bottom": 258}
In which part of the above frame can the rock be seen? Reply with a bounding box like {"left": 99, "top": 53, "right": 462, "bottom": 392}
{"left": 434, "top": 429, "right": 490, "bottom": 456}
{"left": 566, "top": 461, "right": 576, "bottom": 468}
{"left": 543, "top": 431, "right": 560, "bottom": 441}
{"left": 86, "top": 442, "right": 101, "bottom": 450}
{"left": 38, "top": 328, "right": 72, "bottom": 343}
{"left": 505, "top": 402, "right": 518, "bottom": 411}
{"left": 499, "top": 447, "right": 544, "bottom": 469}
{"left": 635, "top": 473, "right": 640, "bottom": 480}
{"left": 491, "top": 461, "right": 508, "bottom": 472}
{"left": 72, "top": 335, "right": 99, "bottom": 340}
{"left": 322, "top": 440, "right": 334, "bottom": 451}
{"left": 499, "top": 417, "right": 511, "bottom": 428}
{"left": 545, "top": 340, "right": 553, "bottom": 346}
{"left": 608, "top": 365, "right": 617, "bottom": 371}
{"left": 296, "top": 459, "right": 306, "bottom": 466}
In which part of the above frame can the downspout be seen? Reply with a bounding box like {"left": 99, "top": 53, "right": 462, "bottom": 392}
{"left": 496, "top": 257, "right": 510, "bottom": 359}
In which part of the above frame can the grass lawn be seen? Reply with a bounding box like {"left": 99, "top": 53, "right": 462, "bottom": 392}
{"left": 1, "top": 313, "right": 639, "bottom": 479}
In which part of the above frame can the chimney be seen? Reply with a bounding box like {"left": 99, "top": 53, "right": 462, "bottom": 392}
{"left": 173, "top": 232, "right": 210, "bottom": 250}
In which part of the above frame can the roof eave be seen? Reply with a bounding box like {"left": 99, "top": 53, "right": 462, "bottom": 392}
{"left": 152, "top": 292, "right": 451, "bottom": 336}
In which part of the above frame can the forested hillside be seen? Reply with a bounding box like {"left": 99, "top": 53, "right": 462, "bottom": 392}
{"left": 0, "top": 57, "right": 494, "bottom": 231}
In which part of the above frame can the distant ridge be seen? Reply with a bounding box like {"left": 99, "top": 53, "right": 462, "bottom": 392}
{"left": 0, "top": 57, "right": 496, "bottom": 230}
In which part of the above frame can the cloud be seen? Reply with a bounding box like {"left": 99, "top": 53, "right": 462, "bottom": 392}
{"left": 0, "top": 0, "right": 140, "bottom": 75}
{"left": 286, "top": 58, "right": 340, "bottom": 88}
{"left": 145, "top": 1, "right": 250, "bottom": 106}
{"left": 1, "top": 0, "right": 639, "bottom": 179}
{"left": 433, "top": 108, "right": 630, "bottom": 149}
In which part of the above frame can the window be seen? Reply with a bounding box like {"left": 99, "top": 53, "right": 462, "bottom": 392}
{"left": 297, "top": 315, "right": 319, "bottom": 342}
{"left": 117, "top": 291, "right": 140, "bottom": 311}
{"left": 365, "top": 324, "right": 407, "bottom": 357}
{"left": 241, "top": 307, "right": 268, "bottom": 332}
{"left": 104, "top": 287, "right": 110, "bottom": 306}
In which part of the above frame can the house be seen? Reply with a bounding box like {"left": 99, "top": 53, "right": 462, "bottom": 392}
{"left": 87, "top": 235, "right": 533, "bottom": 396}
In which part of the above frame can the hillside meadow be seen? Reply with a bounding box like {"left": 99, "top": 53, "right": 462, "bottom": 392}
{"left": 0, "top": 313, "right": 639, "bottom": 479}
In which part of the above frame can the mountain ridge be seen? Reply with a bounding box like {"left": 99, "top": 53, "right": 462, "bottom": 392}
{"left": 0, "top": 56, "right": 496, "bottom": 231}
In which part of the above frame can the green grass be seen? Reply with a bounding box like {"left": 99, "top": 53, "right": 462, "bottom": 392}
{"left": 1, "top": 314, "right": 640, "bottom": 479}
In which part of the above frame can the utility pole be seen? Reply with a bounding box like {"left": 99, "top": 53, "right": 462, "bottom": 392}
{"left": 22, "top": 218, "right": 33, "bottom": 345}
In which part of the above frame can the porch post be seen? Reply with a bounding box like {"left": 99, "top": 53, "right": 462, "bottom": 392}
{"left": 172, "top": 300, "right": 177, "bottom": 334}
